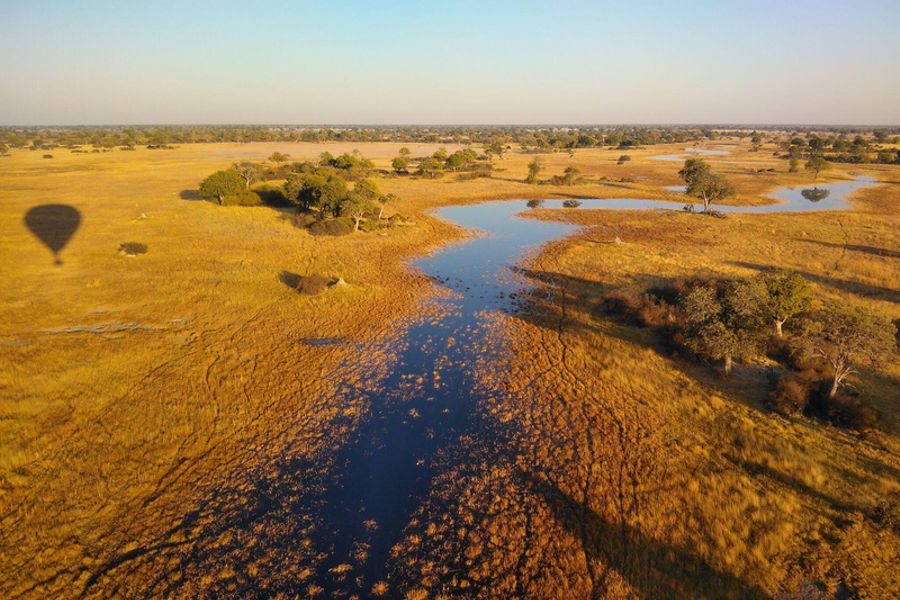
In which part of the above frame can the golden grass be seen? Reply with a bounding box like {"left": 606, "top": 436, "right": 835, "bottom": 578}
{"left": 388, "top": 146, "right": 898, "bottom": 598}
{"left": 0, "top": 139, "right": 897, "bottom": 598}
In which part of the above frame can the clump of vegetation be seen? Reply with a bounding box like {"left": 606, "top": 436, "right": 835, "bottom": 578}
{"left": 617, "top": 154, "right": 631, "bottom": 164}
{"left": 525, "top": 158, "right": 543, "bottom": 184}
{"left": 308, "top": 217, "right": 354, "bottom": 237}
{"left": 547, "top": 166, "right": 583, "bottom": 185}
{"left": 601, "top": 270, "right": 895, "bottom": 431}
{"left": 295, "top": 274, "right": 331, "bottom": 295}
{"left": 199, "top": 169, "right": 244, "bottom": 205}
{"left": 118, "top": 242, "right": 148, "bottom": 256}
{"left": 561, "top": 199, "right": 582, "bottom": 208}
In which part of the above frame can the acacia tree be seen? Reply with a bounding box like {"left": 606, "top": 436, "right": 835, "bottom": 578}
{"left": 199, "top": 169, "right": 244, "bottom": 205}
{"left": 525, "top": 157, "right": 543, "bottom": 183}
{"left": 680, "top": 283, "right": 763, "bottom": 375}
{"left": 268, "top": 151, "right": 290, "bottom": 163}
{"left": 232, "top": 161, "right": 262, "bottom": 190}
{"left": 805, "top": 156, "right": 830, "bottom": 179}
{"left": 802, "top": 304, "right": 896, "bottom": 399}
{"left": 679, "top": 158, "right": 734, "bottom": 212}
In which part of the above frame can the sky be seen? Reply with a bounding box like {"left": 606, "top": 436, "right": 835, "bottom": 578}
{"left": 1, "top": 0, "right": 899, "bottom": 125}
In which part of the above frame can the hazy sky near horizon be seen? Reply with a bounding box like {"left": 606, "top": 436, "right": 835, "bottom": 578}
{"left": 2, "top": 0, "right": 899, "bottom": 125}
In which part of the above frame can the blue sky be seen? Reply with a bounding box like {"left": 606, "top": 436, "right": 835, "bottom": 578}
{"left": 1, "top": 0, "right": 898, "bottom": 125}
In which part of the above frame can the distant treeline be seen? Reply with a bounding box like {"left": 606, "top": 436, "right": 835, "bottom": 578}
{"left": 1, "top": 125, "right": 897, "bottom": 163}
{"left": 772, "top": 131, "right": 900, "bottom": 165}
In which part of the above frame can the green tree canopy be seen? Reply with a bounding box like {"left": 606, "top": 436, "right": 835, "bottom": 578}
{"left": 802, "top": 304, "right": 896, "bottom": 399}
{"left": 680, "top": 283, "right": 764, "bottom": 375}
{"left": 199, "top": 169, "right": 244, "bottom": 205}
{"left": 805, "top": 156, "right": 830, "bottom": 179}
{"left": 392, "top": 156, "right": 410, "bottom": 174}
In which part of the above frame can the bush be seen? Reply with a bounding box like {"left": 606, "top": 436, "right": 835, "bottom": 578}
{"left": 42, "top": 154, "right": 53, "bottom": 159}
{"left": 562, "top": 199, "right": 582, "bottom": 208}
{"left": 296, "top": 274, "right": 330, "bottom": 295}
{"left": 308, "top": 217, "right": 354, "bottom": 236}
{"left": 118, "top": 242, "right": 148, "bottom": 256}
{"left": 602, "top": 289, "right": 676, "bottom": 327}
{"left": 769, "top": 372, "right": 811, "bottom": 416}
{"left": 221, "top": 191, "right": 263, "bottom": 206}
{"left": 254, "top": 185, "right": 289, "bottom": 206}
{"left": 811, "top": 392, "right": 878, "bottom": 432}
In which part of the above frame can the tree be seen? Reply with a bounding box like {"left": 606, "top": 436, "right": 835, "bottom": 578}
{"left": 318, "top": 151, "right": 335, "bottom": 166}
{"left": 199, "top": 169, "right": 244, "bottom": 205}
{"left": 738, "top": 270, "right": 812, "bottom": 337}
{"left": 341, "top": 192, "right": 373, "bottom": 232}
{"left": 680, "top": 283, "right": 763, "bottom": 375}
{"left": 525, "top": 157, "right": 543, "bottom": 184}
{"left": 353, "top": 178, "right": 380, "bottom": 202}
{"left": 802, "top": 304, "right": 896, "bottom": 399}
{"left": 432, "top": 147, "right": 448, "bottom": 162}
{"left": 417, "top": 157, "right": 444, "bottom": 179}
{"left": 392, "top": 156, "right": 410, "bottom": 174}
{"left": 788, "top": 157, "right": 800, "bottom": 173}
{"left": 680, "top": 160, "right": 734, "bottom": 212}
{"left": 0, "top": 143, "right": 8, "bottom": 155}
{"left": 398, "top": 147, "right": 411, "bottom": 157}
{"left": 376, "top": 193, "right": 398, "bottom": 219}
{"left": 485, "top": 141, "right": 505, "bottom": 160}
{"left": 678, "top": 158, "right": 711, "bottom": 187}
{"left": 232, "top": 161, "right": 262, "bottom": 190}
{"left": 805, "top": 156, "right": 830, "bottom": 179}
{"left": 283, "top": 171, "right": 348, "bottom": 216}
{"left": 268, "top": 151, "right": 289, "bottom": 163}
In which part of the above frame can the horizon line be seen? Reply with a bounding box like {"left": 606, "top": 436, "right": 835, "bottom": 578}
{"left": 2, "top": 122, "right": 898, "bottom": 129}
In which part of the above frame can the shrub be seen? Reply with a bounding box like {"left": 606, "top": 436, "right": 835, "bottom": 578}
{"left": 308, "top": 217, "right": 354, "bottom": 237}
{"left": 42, "top": 154, "right": 53, "bottom": 159}
{"left": 602, "top": 290, "right": 676, "bottom": 327}
{"left": 769, "top": 372, "right": 811, "bottom": 416}
{"left": 221, "top": 191, "right": 263, "bottom": 206}
{"left": 562, "top": 199, "right": 582, "bottom": 208}
{"left": 814, "top": 393, "right": 878, "bottom": 431}
{"left": 118, "top": 242, "right": 148, "bottom": 256}
{"left": 296, "top": 274, "right": 330, "bottom": 295}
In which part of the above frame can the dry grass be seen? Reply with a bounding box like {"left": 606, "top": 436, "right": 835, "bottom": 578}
{"left": 1, "top": 139, "right": 897, "bottom": 598}
{"left": 386, "top": 144, "right": 898, "bottom": 598}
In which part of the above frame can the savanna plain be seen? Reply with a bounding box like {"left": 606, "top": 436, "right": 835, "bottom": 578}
{"left": 1, "top": 135, "right": 898, "bottom": 599}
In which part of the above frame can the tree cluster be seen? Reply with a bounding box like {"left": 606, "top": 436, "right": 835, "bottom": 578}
{"left": 602, "top": 270, "right": 895, "bottom": 430}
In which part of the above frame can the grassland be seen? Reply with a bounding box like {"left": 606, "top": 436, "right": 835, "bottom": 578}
{"left": 1, "top": 139, "right": 897, "bottom": 598}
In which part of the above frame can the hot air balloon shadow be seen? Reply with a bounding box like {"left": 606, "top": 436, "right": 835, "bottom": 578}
{"left": 24, "top": 204, "right": 81, "bottom": 265}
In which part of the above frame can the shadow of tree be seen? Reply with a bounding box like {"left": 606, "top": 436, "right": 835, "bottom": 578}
{"left": 278, "top": 270, "right": 301, "bottom": 289}
{"left": 525, "top": 473, "right": 769, "bottom": 599}
{"left": 793, "top": 238, "right": 900, "bottom": 259}
{"left": 729, "top": 261, "right": 899, "bottom": 304}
